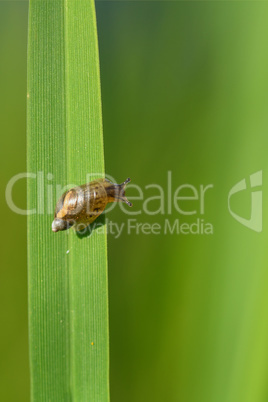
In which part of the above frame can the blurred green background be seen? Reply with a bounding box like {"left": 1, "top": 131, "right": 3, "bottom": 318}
{"left": 1, "top": 1, "right": 268, "bottom": 401}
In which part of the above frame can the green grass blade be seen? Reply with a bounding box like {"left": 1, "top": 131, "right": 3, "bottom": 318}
{"left": 27, "top": 0, "right": 109, "bottom": 400}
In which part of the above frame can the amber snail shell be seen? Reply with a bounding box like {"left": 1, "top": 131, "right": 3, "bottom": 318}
{"left": 52, "top": 177, "right": 132, "bottom": 232}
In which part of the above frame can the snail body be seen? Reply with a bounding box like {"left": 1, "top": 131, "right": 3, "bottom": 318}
{"left": 52, "top": 178, "right": 132, "bottom": 232}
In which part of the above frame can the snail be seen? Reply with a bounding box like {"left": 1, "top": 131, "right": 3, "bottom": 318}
{"left": 52, "top": 177, "right": 132, "bottom": 232}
